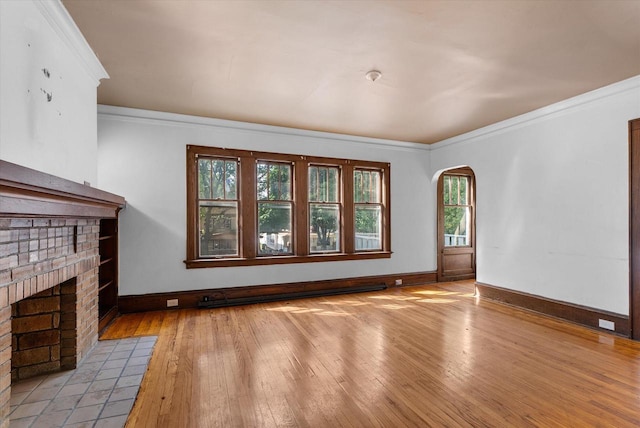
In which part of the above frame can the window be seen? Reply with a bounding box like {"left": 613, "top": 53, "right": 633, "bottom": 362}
{"left": 309, "top": 165, "right": 340, "bottom": 253}
{"left": 442, "top": 174, "right": 471, "bottom": 246}
{"left": 257, "top": 161, "right": 293, "bottom": 255}
{"left": 197, "top": 157, "right": 238, "bottom": 257}
{"left": 354, "top": 169, "right": 382, "bottom": 251}
{"left": 186, "top": 145, "right": 390, "bottom": 268}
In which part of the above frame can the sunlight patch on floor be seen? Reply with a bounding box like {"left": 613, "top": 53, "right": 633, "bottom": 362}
{"left": 263, "top": 286, "right": 477, "bottom": 315}
{"left": 317, "top": 300, "right": 372, "bottom": 307}
{"left": 315, "top": 311, "right": 350, "bottom": 317}
{"left": 267, "top": 306, "right": 309, "bottom": 313}
{"left": 380, "top": 304, "right": 413, "bottom": 310}
{"left": 367, "top": 295, "right": 421, "bottom": 301}
{"left": 266, "top": 305, "right": 350, "bottom": 316}
{"left": 412, "top": 290, "right": 459, "bottom": 296}
{"left": 415, "top": 298, "right": 459, "bottom": 304}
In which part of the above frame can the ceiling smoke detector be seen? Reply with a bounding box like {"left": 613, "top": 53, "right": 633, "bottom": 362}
{"left": 365, "top": 70, "right": 382, "bottom": 82}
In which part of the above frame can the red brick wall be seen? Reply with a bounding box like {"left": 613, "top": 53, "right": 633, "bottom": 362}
{"left": 0, "top": 218, "right": 100, "bottom": 427}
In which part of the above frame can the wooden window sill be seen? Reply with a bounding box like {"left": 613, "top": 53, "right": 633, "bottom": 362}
{"left": 184, "top": 251, "right": 391, "bottom": 268}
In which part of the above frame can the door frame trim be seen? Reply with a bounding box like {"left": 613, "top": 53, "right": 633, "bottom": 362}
{"left": 629, "top": 118, "right": 640, "bottom": 339}
{"left": 437, "top": 166, "right": 476, "bottom": 281}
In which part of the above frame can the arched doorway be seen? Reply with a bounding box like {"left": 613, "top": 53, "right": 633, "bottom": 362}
{"left": 437, "top": 167, "right": 476, "bottom": 281}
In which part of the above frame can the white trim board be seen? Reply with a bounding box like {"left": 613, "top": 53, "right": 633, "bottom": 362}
{"left": 98, "top": 74, "right": 640, "bottom": 153}
{"left": 97, "top": 105, "right": 431, "bottom": 153}
{"left": 37, "top": 0, "right": 108, "bottom": 85}
{"left": 431, "top": 74, "right": 640, "bottom": 151}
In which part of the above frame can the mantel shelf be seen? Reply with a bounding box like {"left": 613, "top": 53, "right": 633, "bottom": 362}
{"left": 0, "top": 160, "right": 125, "bottom": 219}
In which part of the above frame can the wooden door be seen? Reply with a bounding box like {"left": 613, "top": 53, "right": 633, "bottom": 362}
{"left": 629, "top": 118, "right": 640, "bottom": 339}
{"left": 438, "top": 167, "right": 476, "bottom": 281}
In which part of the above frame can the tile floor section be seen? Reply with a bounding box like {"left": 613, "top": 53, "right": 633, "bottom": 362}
{"left": 9, "top": 336, "right": 157, "bottom": 428}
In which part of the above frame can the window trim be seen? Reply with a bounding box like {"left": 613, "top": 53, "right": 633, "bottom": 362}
{"left": 186, "top": 145, "right": 391, "bottom": 268}
{"left": 308, "top": 163, "right": 342, "bottom": 254}
{"left": 437, "top": 166, "right": 476, "bottom": 280}
{"left": 354, "top": 167, "right": 385, "bottom": 252}
{"left": 256, "top": 160, "right": 294, "bottom": 256}
{"left": 196, "top": 156, "right": 240, "bottom": 258}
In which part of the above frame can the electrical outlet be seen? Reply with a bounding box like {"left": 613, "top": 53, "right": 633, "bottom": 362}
{"left": 395, "top": 279, "right": 403, "bottom": 286}
{"left": 167, "top": 299, "right": 179, "bottom": 307}
{"left": 598, "top": 319, "right": 615, "bottom": 331}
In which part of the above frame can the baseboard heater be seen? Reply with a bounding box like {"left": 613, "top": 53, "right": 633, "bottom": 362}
{"left": 197, "top": 283, "right": 388, "bottom": 309}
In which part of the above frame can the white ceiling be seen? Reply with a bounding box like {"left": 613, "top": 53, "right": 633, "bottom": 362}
{"left": 62, "top": 0, "right": 640, "bottom": 144}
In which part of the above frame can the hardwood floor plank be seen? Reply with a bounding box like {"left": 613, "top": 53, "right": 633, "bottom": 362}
{"left": 105, "top": 280, "right": 640, "bottom": 427}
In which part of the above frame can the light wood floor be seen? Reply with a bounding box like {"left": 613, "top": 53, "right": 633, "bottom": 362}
{"left": 102, "top": 280, "right": 640, "bottom": 427}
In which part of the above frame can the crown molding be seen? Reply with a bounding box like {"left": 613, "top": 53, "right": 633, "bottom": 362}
{"left": 34, "top": 0, "right": 108, "bottom": 85}
{"left": 431, "top": 75, "right": 640, "bottom": 151}
{"left": 97, "top": 105, "right": 431, "bottom": 153}
{"left": 99, "top": 76, "right": 640, "bottom": 154}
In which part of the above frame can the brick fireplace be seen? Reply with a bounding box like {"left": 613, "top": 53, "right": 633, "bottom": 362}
{"left": 0, "top": 160, "right": 124, "bottom": 427}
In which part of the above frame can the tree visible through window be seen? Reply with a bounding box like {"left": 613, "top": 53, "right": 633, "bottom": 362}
{"left": 443, "top": 175, "right": 470, "bottom": 246}
{"left": 309, "top": 165, "right": 340, "bottom": 253}
{"left": 257, "top": 161, "right": 293, "bottom": 255}
{"left": 197, "top": 157, "right": 238, "bottom": 257}
{"left": 354, "top": 169, "right": 382, "bottom": 251}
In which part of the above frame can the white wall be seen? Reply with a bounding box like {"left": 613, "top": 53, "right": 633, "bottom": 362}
{"left": 97, "top": 107, "right": 434, "bottom": 296}
{"left": 431, "top": 76, "right": 640, "bottom": 315}
{"left": 0, "top": 0, "right": 107, "bottom": 185}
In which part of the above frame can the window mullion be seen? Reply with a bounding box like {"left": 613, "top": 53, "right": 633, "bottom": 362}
{"left": 382, "top": 167, "right": 391, "bottom": 252}
{"left": 240, "top": 156, "right": 256, "bottom": 259}
{"left": 343, "top": 163, "right": 355, "bottom": 253}
{"left": 222, "top": 162, "right": 227, "bottom": 200}
{"left": 187, "top": 151, "right": 199, "bottom": 261}
{"left": 211, "top": 161, "right": 215, "bottom": 199}
{"left": 295, "top": 159, "right": 309, "bottom": 256}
